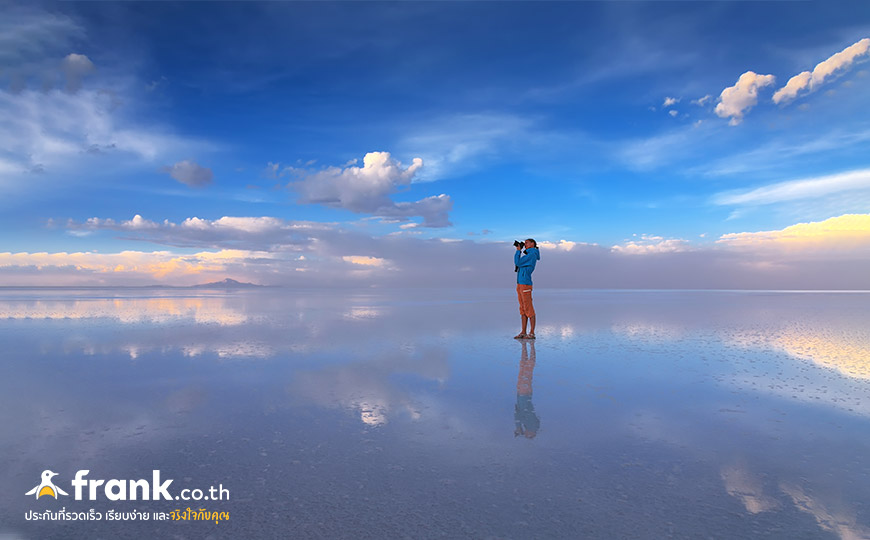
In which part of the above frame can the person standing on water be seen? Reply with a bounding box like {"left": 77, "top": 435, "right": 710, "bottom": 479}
{"left": 514, "top": 238, "right": 540, "bottom": 339}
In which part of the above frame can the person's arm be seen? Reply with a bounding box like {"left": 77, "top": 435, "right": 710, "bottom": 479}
{"left": 515, "top": 250, "right": 536, "bottom": 267}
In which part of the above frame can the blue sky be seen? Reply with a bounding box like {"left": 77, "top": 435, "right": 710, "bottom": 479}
{"left": 2, "top": 1, "right": 870, "bottom": 287}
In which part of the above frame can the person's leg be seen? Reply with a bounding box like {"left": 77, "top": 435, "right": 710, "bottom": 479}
{"left": 515, "top": 315, "right": 528, "bottom": 338}
{"left": 515, "top": 284, "right": 528, "bottom": 337}
{"left": 525, "top": 286, "right": 536, "bottom": 337}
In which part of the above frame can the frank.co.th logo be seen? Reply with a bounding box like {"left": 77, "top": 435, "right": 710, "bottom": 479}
{"left": 23, "top": 469, "right": 231, "bottom": 525}
{"left": 24, "top": 469, "right": 229, "bottom": 502}
{"left": 26, "top": 470, "right": 69, "bottom": 500}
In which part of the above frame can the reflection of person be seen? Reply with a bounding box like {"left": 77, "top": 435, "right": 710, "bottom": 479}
{"left": 514, "top": 340, "right": 540, "bottom": 439}
{"left": 513, "top": 238, "right": 540, "bottom": 340}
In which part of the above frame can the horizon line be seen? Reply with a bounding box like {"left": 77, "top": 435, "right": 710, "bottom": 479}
{"left": 1, "top": 286, "right": 869, "bottom": 293}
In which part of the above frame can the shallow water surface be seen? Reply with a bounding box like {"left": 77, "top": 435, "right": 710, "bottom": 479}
{"left": 1, "top": 288, "right": 869, "bottom": 539}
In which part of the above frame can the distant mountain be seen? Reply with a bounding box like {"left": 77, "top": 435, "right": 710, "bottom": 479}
{"left": 190, "top": 278, "right": 265, "bottom": 288}
{"left": 0, "top": 278, "right": 273, "bottom": 289}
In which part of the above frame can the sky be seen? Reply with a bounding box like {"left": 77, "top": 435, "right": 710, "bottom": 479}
{"left": 1, "top": 1, "right": 870, "bottom": 288}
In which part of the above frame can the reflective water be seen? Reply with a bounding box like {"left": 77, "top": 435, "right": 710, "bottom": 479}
{"left": 1, "top": 288, "right": 869, "bottom": 539}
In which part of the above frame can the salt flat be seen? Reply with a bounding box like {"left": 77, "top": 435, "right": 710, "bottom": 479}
{"left": 1, "top": 288, "right": 869, "bottom": 539}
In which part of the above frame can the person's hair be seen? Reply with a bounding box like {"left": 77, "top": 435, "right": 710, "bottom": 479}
{"left": 525, "top": 238, "right": 537, "bottom": 248}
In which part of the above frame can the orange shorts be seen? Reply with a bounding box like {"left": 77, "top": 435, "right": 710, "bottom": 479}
{"left": 516, "top": 283, "right": 535, "bottom": 317}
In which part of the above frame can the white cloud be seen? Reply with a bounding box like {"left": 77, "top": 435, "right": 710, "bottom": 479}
{"left": 0, "top": 8, "right": 85, "bottom": 90}
{"left": 663, "top": 96, "right": 680, "bottom": 107}
{"left": 66, "top": 214, "right": 338, "bottom": 251}
{"left": 714, "top": 71, "right": 776, "bottom": 125}
{"left": 773, "top": 38, "right": 870, "bottom": 104}
{"left": 617, "top": 122, "right": 714, "bottom": 171}
{"left": 711, "top": 168, "right": 870, "bottom": 206}
{"left": 716, "top": 213, "right": 870, "bottom": 254}
{"left": 290, "top": 151, "right": 452, "bottom": 227}
{"left": 0, "top": 249, "right": 274, "bottom": 284}
{"left": 294, "top": 152, "right": 420, "bottom": 205}
{"left": 668, "top": 110, "right": 678, "bottom": 117}
{"left": 611, "top": 235, "right": 691, "bottom": 255}
{"left": 161, "top": 160, "right": 214, "bottom": 187}
{"left": 389, "top": 194, "right": 452, "bottom": 228}
{"left": 398, "top": 113, "right": 534, "bottom": 182}
{"left": 693, "top": 128, "right": 870, "bottom": 178}
{"left": 618, "top": 130, "right": 689, "bottom": 171}
{"left": 188, "top": 216, "right": 289, "bottom": 234}
{"left": 9, "top": 215, "right": 870, "bottom": 289}
{"left": 538, "top": 240, "right": 586, "bottom": 251}
{"left": 0, "top": 86, "right": 212, "bottom": 194}
{"left": 342, "top": 255, "right": 388, "bottom": 267}
{"left": 123, "top": 214, "right": 160, "bottom": 230}
{"left": 75, "top": 214, "right": 162, "bottom": 231}
{"left": 263, "top": 161, "right": 281, "bottom": 178}
{"left": 0, "top": 10, "right": 214, "bottom": 196}
{"left": 772, "top": 71, "right": 812, "bottom": 105}
{"left": 61, "top": 53, "right": 94, "bottom": 92}
{"left": 692, "top": 95, "right": 712, "bottom": 106}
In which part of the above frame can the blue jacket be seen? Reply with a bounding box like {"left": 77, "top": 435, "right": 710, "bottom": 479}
{"left": 515, "top": 247, "right": 540, "bottom": 285}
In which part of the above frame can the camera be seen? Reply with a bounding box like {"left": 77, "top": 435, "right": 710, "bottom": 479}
{"left": 513, "top": 240, "right": 524, "bottom": 272}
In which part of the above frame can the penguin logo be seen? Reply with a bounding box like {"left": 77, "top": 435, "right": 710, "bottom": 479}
{"left": 25, "top": 470, "right": 69, "bottom": 499}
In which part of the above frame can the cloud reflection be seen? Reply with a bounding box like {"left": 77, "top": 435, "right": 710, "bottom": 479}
{"left": 720, "top": 463, "right": 780, "bottom": 514}
{"left": 771, "top": 327, "right": 870, "bottom": 381}
{"left": 780, "top": 483, "right": 870, "bottom": 540}
{"left": 721, "top": 464, "right": 870, "bottom": 539}
{"left": 0, "top": 296, "right": 249, "bottom": 325}
{"left": 287, "top": 346, "right": 449, "bottom": 426}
